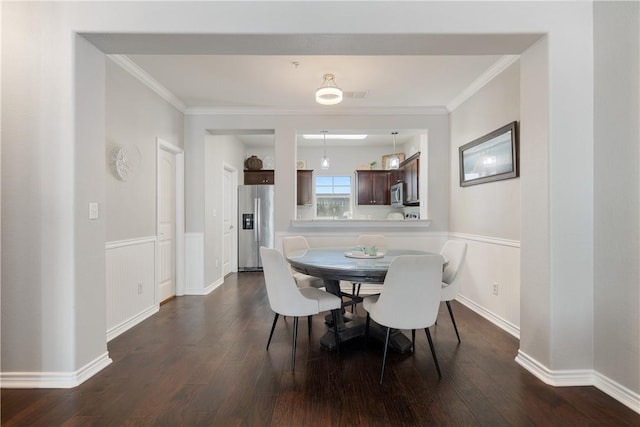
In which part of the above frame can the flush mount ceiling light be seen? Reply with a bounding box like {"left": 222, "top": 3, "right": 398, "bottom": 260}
{"left": 315, "top": 73, "right": 343, "bottom": 105}
{"left": 320, "top": 131, "right": 330, "bottom": 170}
{"left": 389, "top": 132, "right": 400, "bottom": 170}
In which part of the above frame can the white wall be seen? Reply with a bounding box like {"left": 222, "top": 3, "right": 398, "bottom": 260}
{"left": 449, "top": 60, "right": 521, "bottom": 332}
{"left": 2, "top": 1, "right": 637, "bottom": 409}
{"left": 103, "top": 56, "right": 184, "bottom": 340}
{"left": 204, "top": 135, "right": 245, "bottom": 288}
{"left": 105, "top": 57, "right": 184, "bottom": 242}
{"left": 450, "top": 61, "right": 520, "bottom": 240}
{"left": 593, "top": 0, "right": 640, "bottom": 399}
{"left": 186, "top": 113, "right": 449, "bottom": 292}
{"left": 186, "top": 113, "right": 450, "bottom": 235}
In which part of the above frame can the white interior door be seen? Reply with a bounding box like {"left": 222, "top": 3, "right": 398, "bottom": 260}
{"left": 223, "top": 166, "right": 237, "bottom": 275}
{"left": 158, "top": 149, "right": 176, "bottom": 303}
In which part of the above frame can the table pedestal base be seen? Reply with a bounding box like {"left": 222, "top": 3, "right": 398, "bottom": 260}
{"left": 320, "top": 316, "right": 412, "bottom": 354}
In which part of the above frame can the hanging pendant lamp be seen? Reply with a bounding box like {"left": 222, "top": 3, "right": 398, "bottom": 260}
{"left": 389, "top": 132, "right": 400, "bottom": 170}
{"left": 316, "top": 74, "right": 343, "bottom": 105}
{"left": 320, "top": 131, "right": 330, "bottom": 169}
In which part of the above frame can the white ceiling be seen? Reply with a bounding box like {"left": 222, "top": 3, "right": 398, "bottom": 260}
{"left": 88, "top": 33, "right": 538, "bottom": 146}
{"left": 126, "top": 54, "right": 503, "bottom": 110}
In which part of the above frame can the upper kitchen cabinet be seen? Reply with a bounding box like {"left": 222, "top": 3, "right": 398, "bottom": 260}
{"left": 297, "top": 170, "right": 313, "bottom": 206}
{"left": 401, "top": 152, "right": 420, "bottom": 205}
{"left": 244, "top": 169, "right": 274, "bottom": 185}
{"left": 355, "top": 170, "right": 390, "bottom": 205}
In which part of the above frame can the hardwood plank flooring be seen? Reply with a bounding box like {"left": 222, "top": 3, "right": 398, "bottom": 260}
{"left": 2, "top": 272, "right": 639, "bottom": 426}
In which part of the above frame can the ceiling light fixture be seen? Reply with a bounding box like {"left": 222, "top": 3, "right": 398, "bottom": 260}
{"left": 389, "top": 132, "right": 400, "bottom": 170}
{"left": 302, "top": 134, "right": 367, "bottom": 140}
{"left": 320, "top": 131, "right": 330, "bottom": 170}
{"left": 315, "top": 74, "right": 343, "bottom": 105}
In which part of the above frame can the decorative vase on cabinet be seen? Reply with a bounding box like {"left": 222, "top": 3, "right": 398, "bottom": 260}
{"left": 244, "top": 155, "right": 263, "bottom": 170}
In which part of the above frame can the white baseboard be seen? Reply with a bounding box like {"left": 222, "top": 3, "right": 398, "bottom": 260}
{"left": 515, "top": 350, "right": 640, "bottom": 414}
{"left": 0, "top": 352, "right": 112, "bottom": 389}
{"left": 186, "top": 277, "right": 224, "bottom": 295}
{"left": 456, "top": 294, "right": 520, "bottom": 339}
{"left": 515, "top": 350, "right": 592, "bottom": 386}
{"left": 107, "top": 304, "right": 159, "bottom": 342}
{"left": 594, "top": 370, "right": 640, "bottom": 414}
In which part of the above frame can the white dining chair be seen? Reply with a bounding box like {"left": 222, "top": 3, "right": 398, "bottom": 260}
{"left": 260, "top": 246, "right": 342, "bottom": 369}
{"left": 440, "top": 240, "right": 468, "bottom": 343}
{"left": 363, "top": 254, "right": 445, "bottom": 384}
{"left": 349, "top": 234, "right": 387, "bottom": 311}
{"left": 282, "top": 236, "right": 324, "bottom": 289}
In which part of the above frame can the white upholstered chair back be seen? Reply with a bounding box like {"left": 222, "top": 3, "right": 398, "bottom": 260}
{"left": 367, "top": 254, "right": 445, "bottom": 330}
{"left": 281, "top": 236, "right": 324, "bottom": 289}
{"left": 440, "top": 240, "right": 468, "bottom": 301}
{"left": 259, "top": 247, "right": 319, "bottom": 316}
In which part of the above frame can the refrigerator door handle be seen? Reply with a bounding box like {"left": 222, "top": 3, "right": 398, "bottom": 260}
{"left": 256, "top": 197, "right": 261, "bottom": 242}
{"left": 253, "top": 198, "right": 259, "bottom": 242}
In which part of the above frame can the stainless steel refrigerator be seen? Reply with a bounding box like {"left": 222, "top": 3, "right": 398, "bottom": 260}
{"left": 238, "top": 185, "right": 275, "bottom": 271}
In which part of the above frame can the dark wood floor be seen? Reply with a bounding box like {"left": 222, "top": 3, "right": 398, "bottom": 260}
{"left": 3, "top": 272, "right": 639, "bottom": 426}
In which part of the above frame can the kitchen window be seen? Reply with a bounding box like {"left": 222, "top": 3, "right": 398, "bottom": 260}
{"left": 316, "top": 176, "right": 352, "bottom": 219}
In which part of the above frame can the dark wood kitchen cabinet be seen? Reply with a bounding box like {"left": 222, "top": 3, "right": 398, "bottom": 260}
{"left": 297, "top": 170, "right": 313, "bottom": 206}
{"left": 355, "top": 170, "right": 390, "bottom": 205}
{"left": 244, "top": 170, "right": 274, "bottom": 185}
{"left": 401, "top": 152, "right": 420, "bottom": 205}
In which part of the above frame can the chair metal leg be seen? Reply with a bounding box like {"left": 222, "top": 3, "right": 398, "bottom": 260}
{"left": 424, "top": 327, "right": 442, "bottom": 379}
{"left": 308, "top": 315, "right": 312, "bottom": 338}
{"left": 380, "top": 327, "right": 391, "bottom": 384}
{"left": 446, "top": 300, "right": 461, "bottom": 343}
{"left": 330, "top": 309, "right": 341, "bottom": 354}
{"left": 292, "top": 317, "right": 299, "bottom": 370}
{"left": 411, "top": 329, "right": 416, "bottom": 353}
{"left": 267, "top": 313, "right": 279, "bottom": 350}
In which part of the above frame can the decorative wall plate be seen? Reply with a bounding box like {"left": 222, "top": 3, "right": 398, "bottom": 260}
{"left": 110, "top": 145, "right": 140, "bottom": 181}
{"left": 296, "top": 160, "right": 306, "bottom": 170}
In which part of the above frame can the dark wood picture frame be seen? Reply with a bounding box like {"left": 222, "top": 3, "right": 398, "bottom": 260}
{"left": 459, "top": 121, "right": 519, "bottom": 187}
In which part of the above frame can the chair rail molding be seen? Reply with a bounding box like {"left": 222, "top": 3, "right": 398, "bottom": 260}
{"left": 448, "top": 231, "right": 520, "bottom": 248}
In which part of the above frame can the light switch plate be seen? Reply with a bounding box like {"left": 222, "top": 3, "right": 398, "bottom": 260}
{"left": 89, "top": 202, "right": 99, "bottom": 220}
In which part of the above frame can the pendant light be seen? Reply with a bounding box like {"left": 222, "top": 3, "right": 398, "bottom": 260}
{"left": 320, "top": 131, "right": 330, "bottom": 169}
{"left": 316, "top": 74, "right": 343, "bottom": 105}
{"left": 389, "top": 132, "right": 400, "bottom": 170}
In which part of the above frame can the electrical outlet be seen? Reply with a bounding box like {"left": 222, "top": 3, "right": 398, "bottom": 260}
{"left": 492, "top": 282, "right": 499, "bottom": 295}
{"left": 137, "top": 283, "right": 143, "bottom": 295}
{"left": 215, "top": 259, "right": 219, "bottom": 268}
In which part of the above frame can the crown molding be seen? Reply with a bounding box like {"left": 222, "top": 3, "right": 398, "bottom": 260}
{"left": 109, "top": 52, "right": 517, "bottom": 117}
{"left": 107, "top": 55, "right": 186, "bottom": 113}
{"left": 446, "top": 55, "right": 520, "bottom": 112}
{"left": 185, "top": 106, "right": 449, "bottom": 116}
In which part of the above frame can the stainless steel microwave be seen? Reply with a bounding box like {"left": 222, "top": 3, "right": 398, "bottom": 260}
{"left": 390, "top": 182, "right": 404, "bottom": 207}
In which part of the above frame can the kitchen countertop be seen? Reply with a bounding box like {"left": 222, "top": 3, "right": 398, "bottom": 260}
{"left": 290, "top": 219, "right": 431, "bottom": 229}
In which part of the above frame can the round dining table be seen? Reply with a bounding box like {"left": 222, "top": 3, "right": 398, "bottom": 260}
{"left": 286, "top": 247, "right": 433, "bottom": 352}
